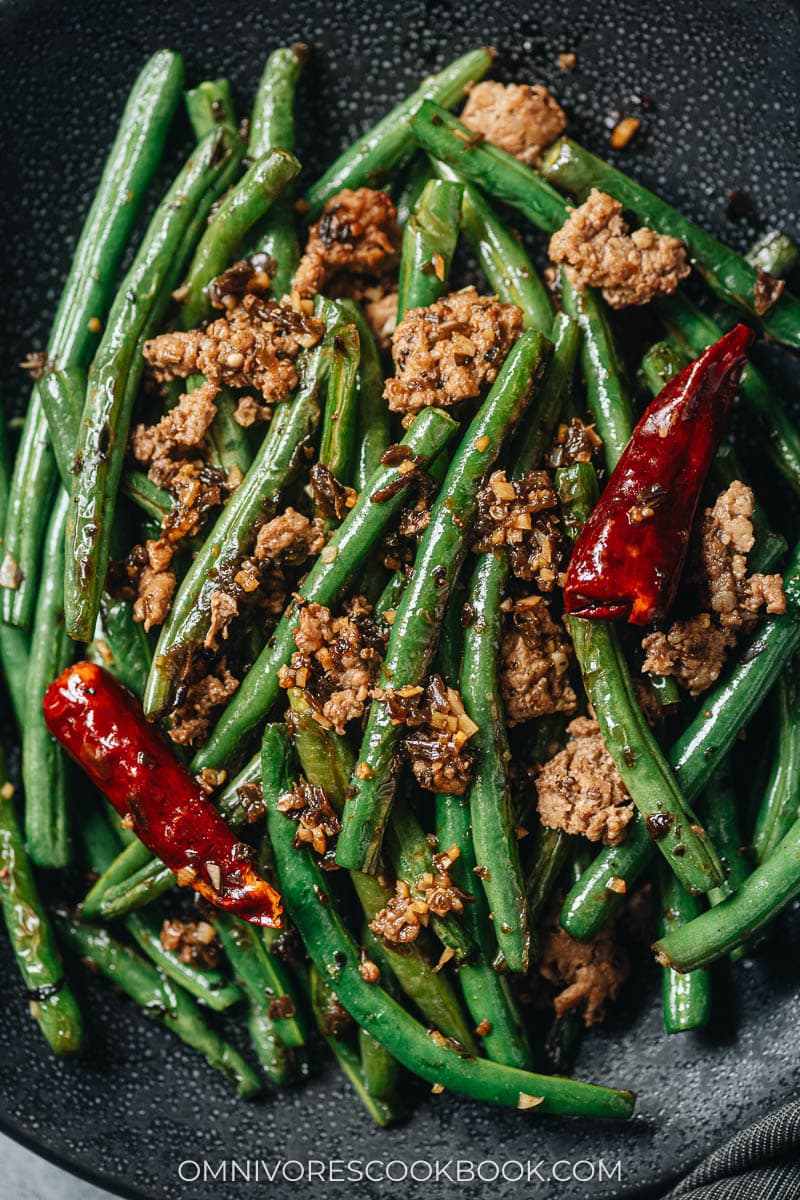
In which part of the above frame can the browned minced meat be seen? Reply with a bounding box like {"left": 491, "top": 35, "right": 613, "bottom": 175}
{"left": 130, "top": 379, "right": 219, "bottom": 467}
{"left": 548, "top": 188, "right": 690, "bottom": 309}
{"left": 382, "top": 675, "right": 478, "bottom": 795}
{"left": 125, "top": 382, "right": 229, "bottom": 630}
{"left": 500, "top": 595, "right": 577, "bottom": 727}
{"left": 233, "top": 394, "right": 273, "bottom": 428}
{"left": 753, "top": 269, "right": 785, "bottom": 317}
{"left": 473, "top": 469, "right": 564, "bottom": 590}
{"left": 277, "top": 779, "right": 342, "bottom": 869}
{"left": 536, "top": 715, "right": 634, "bottom": 846}
{"left": 292, "top": 188, "right": 400, "bottom": 299}
{"left": 384, "top": 286, "right": 523, "bottom": 416}
{"left": 268, "top": 994, "right": 297, "bottom": 1020}
{"left": 134, "top": 562, "right": 177, "bottom": 632}
{"left": 206, "top": 253, "right": 273, "bottom": 311}
{"left": 364, "top": 287, "right": 399, "bottom": 351}
{"left": 309, "top": 463, "right": 357, "bottom": 523}
{"left": 460, "top": 80, "right": 567, "bottom": 166}
{"left": 199, "top": 509, "right": 325, "bottom": 651}
{"left": 254, "top": 507, "right": 326, "bottom": 565}
{"left": 537, "top": 900, "right": 629, "bottom": 1026}
{"left": 701, "top": 481, "right": 785, "bottom": 630}
{"left": 278, "top": 597, "right": 386, "bottom": 734}
{"left": 547, "top": 417, "right": 603, "bottom": 468}
{"left": 369, "top": 845, "right": 472, "bottom": 946}
{"left": 642, "top": 482, "right": 786, "bottom": 696}
{"left": 160, "top": 918, "right": 221, "bottom": 968}
{"left": 169, "top": 663, "right": 239, "bottom": 747}
{"left": 142, "top": 293, "right": 324, "bottom": 404}
{"left": 642, "top": 614, "right": 735, "bottom": 698}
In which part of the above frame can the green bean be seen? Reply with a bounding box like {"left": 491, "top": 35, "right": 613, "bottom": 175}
{"left": 144, "top": 338, "right": 328, "bottom": 718}
{"left": 308, "top": 965, "right": 400, "bottom": 1126}
{"left": 0, "top": 410, "right": 28, "bottom": 724}
{"left": 250, "top": 43, "right": 309, "bottom": 156}
{"left": 359, "top": 1025, "right": 401, "bottom": 1103}
{"left": 563, "top": 539, "right": 800, "bottom": 939}
{"left": 752, "top": 656, "right": 800, "bottom": 863}
{"left": 178, "top": 149, "right": 300, "bottom": 330}
{"left": 526, "top": 825, "right": 573, "bottom": 928}
{"left": 541, "top": 137, "right": 800, "bottom": 350}
{"left": 560, "top": 274, "right": 635, "bottom": 471}
{"left": 436, "top": 791, "right": 534, "bottom": 1069}
{"left": 658, "top": 863, "right": 712, "bottom": 1033}
{"left": 193, "top": 405, "right": 459, "bottom": 772}
{"left": 396, "top": 179, "right": 462, "bottom": 320}
{"left": 318, "top": 321, "right": 360, "bottom": 497}
{"left": 263, "top": 725, "right": 635, "bottom": 1117}
{"left": 433, "top": 160, "right": 554, "bottom": 333}
{"left": 746, "top": 230, "right": 799, "bottom": 279}
{"left": 543, "top": 1009, "right": 583, "bottom": 1076}
{"left": 654, "top": 811, "right": 800, "bottom": 971}
{"left": 65, "top": 126, "right": 244, "bottom": 643}
{"left": 82, "top": 837, "right": 154, "bottom": 919}
{"left": 394, "top": 155, "right": 433, "bottom": 229}
{"left": 23, "top": 490, "right": 72, "bottom": 868}
{"left": 37, "top": 366, "right": 174, "bottom": 526}
{"left": 657, "top": 291, "right": 800, "bottom": 495}
{"left": 460, "top": 553, "right": 530, "bottom": 972}
{"left": 304, "top": 50, "right": 493, "bottom": 218}
{"left": 557, "top": 464, "right": 724, "bottom": 894}
{"left": 0, "top": 753, "right": 83, "bottom": 1055}
{"left": 90, "top": 595, "right": 153, "bottom": 699}
{"left": 453, "top": 320, "right": 577, "bottom": 972}
{"left": 185, "top": 78, "right": 236, "bottom": 138}
{"left": 338, "top": 332, "right": 549, "bottom": 873}
{"left": 216, "top": 912, "right": 306, "bottom": 1048}
{"left": 286, "top": 691, "right": 478, "bottom": 1047}
{"left": 705, "top": 762, "right": 750, "bottom": 917}
{"left": 56, "top": 913, "right": 261, "bottom": 1095}
{"left": 1, "top": 52, "right": 184, "bottom": 631}
{"left": 336, "top": 301, "right": 391, "bottom": 491}
{"left": 410, "top": 101, "right": 568, "bottom": 234}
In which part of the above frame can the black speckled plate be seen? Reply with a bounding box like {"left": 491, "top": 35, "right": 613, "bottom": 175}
{"left": 1, "top": 1, "right": 799, "bottom": 1198}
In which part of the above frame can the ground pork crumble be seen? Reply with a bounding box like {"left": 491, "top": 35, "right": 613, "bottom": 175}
{"left": 278, "top": 596, "right": 386, "bottom": 734}
{"left": 384, "top": 286, "right": 523, "bottom": 418}
{"left": 500, "top": 595, "right": 577, "bottom": 726}
{"left": 160, "top": 917, "right": 221, "bottom": 968}
{"left": 142, "top": 292, "right": 324, "bottom": 405}
{"left": 548, "top": 188, "right": 690, "bottom": 308}
{"left": 536, "top": 898, "right": 629, "bottom": 1026}
{"left": 547, "top": 417, "right": 603, "bottom": 468}
{"left": 169, "top": 662, "right": 239, "bottom": 747}
{"left": 115, "top": 380, "right": 229, "bottom": 631}
{"left": 277, "top": 778, "right": 342, "bottom": 870}
{"left": 374, "top": 675, "right": 478, "bottom": 795}
{"left": 369, "top": 844, "right": 472, "bottom": 946}
{"left": 473, "top": 469, "right": 565, "bottom": 590}
{"left": 292, "top": 188, "right": 400, "bottom": 300}
{"left": 460, "top": 80, "right": 567, "bottom": 165}
{"left": 536, "top": 715, "right": 634, "bottom": 845}
{"left": 203, "top": 507, "right": 327, "bottom": 651}
{"left": 642, "top": 481, "right": 786, "bottom": 696}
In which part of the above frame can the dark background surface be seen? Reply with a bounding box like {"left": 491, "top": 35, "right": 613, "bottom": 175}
{"left": 1, "top": 1, "right": 799, "bottom": 1198}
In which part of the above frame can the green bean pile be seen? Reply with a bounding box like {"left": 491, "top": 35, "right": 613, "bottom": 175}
{"left": 2, "top": 40, "right": 800, "bottom": 1127}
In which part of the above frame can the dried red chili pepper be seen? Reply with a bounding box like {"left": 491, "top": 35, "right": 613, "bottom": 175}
{"left": 43, "top": 662, "right": 282, "bottom": 927}
{"left": 564, "top": 324, "right": 754, "bottom": 625}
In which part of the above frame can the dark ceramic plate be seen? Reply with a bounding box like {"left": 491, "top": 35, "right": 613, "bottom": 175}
{"left": 1, "top": 1, "right": 799, "bottom": 1198}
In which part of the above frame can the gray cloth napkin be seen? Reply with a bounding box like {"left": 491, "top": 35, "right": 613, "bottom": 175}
{"left": 663, "top": 1100, "right": 800, "bottom": 1199}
